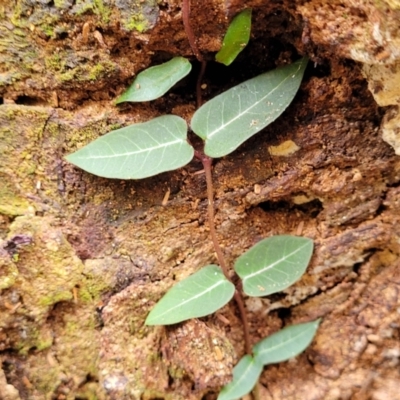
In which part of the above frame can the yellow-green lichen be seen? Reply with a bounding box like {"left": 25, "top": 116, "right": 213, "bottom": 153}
{"left": 10, "top": 1, "right": 26, "bottom": 27}
{"left": 93, "top": 0, "right": 111, "bottom": 23}
{"left": 16, "top": 324, "right": 54, "bottom": 355}
{"left": 79, "top": 275, "right": 110, "bottom": 302}
{"left": 34, "top": 331, "right": 54, "bottom": 352}
{"left": 40, "top": 24, "right": 55, "bottom": 38}
{"left": 118, "top": 0, "right": 159, "bottom": 32}
{"left": 0, "top": 258, "right": 19, "bottom": 290}
{"left": 373, "top": 0, "right": 400, "bottom": 10}
{"left": 44, "top": 53, "right": 63, "bottom": 71}
{"left": 123, "top": 15, "right": 150, "bottom": 32}
{"left": 65, "top": 118, "right": 116, "bottom": 152}
{"left": 88, "top": 63, "right": 106, "bottom": 81}
{"left": 38, "top": 290, "right": 74, "bottom": 307}
{"left": 58, "top": 60, "right": 117, "bottom": 83}
{"left": 73, "top": 0, "right": 111, "bottom": 23}
{"left": 0, "top": 179, "right": 33, "bottom": 216}
{"left": 54, "top": 0, "right": 71, "bottom": 8}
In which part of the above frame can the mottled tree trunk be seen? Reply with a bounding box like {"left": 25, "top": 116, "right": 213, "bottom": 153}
{"left": 1, "top": 0, "right": 400, "bottom": 399}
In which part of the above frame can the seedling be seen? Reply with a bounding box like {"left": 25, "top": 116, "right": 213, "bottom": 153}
{"left": 66, "top": 9, "right": 319, "bottom": 399}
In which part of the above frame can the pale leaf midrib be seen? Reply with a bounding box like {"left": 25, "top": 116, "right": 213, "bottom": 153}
{"left": 256, "top": 325, "right": 314, "bottom": 358}
{"left": 151, "top": 278, "right": 228, "bottom": 322}
{"left": 207, "top": 64, "right": 302, "bottom": 140}
{"left": 242, "top": 242, "right": 308, "bottom": 283}
{"left": 81, "top": 137, "right": 183, "bottom": 160}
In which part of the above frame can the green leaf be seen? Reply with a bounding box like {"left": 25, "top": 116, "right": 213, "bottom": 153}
{"left": 145, "top": 265, "right": 235, "bottom": 325}
{"left": 253, "top": 320, "right": 320, "bottom": 365}
{"left": 215, "top": 9, "right": 252, "bottom": 66}
{"left": 217, "top": 355, "right": 262, "bottom": 400}
{"left": 191, "top": 57, "right": 308, "bottom": 158}
{"left": 66, "top": 115, "right": 193, "bottom": 179}
{"left": 234, "top": 235, "right": 313, "bottom": 297}
{"left": 116, "top": 57, "right": 192, "bottom": 103}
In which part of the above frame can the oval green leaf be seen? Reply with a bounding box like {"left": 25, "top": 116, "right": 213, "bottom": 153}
{"left": 116, "top": 57, "right": 192, "bottom": 103}
{"left": 66, "top": 115, "right": 193, "bottom": 179}
{"left": 145, "top": 265, "right": 235, "bottom": 325}
{"left": 215, "top": 9, "right": 252, "bottom": 66}
{"left": 217, "top": 355, "right": 263, "bottom": 400}
{"left": 253, "top": 319, "right": 320, "bottom": 365}
{"left": 234, "top": 235, "right": 314, "bottom": 297}
{"left": 191, "top": 57, "right": 308, "bottom": 158}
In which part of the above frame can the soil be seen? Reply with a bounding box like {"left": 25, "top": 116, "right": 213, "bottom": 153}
{"left": 1, "top": 0, "right": 400, "bottom": 399}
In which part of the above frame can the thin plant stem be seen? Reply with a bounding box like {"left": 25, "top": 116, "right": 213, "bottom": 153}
{"left": 202, "top": 155, "right": 252, "bottom": 355}
{"left": 196, "top": 60, "right": 207, "bottom": 108}
{"left": 233, "top": 289, "right": 251, "bottom": 355}
{"left": 184, "top": 0, "right": 253, "bottom": 385}
{"left": 202, "top": 156, "right": 228, "bottom": 277}
{"left": 182, "top": 0, "right": 206, "bottom": 107}
{"left": 182, "top": 0, "right": 203, "bottom": 62}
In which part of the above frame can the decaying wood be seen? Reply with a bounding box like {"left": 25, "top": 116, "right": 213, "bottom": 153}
{"left": 1, "top": 0, "right": 400, "bottom": 399}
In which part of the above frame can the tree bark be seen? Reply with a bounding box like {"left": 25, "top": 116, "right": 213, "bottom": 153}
{"left": 1, "top": 0, "right": 400, "bottom": 399}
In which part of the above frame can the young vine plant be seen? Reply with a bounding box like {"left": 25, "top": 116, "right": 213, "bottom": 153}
{"left": 66, "top": 9, "right": 320, "bottom": 400}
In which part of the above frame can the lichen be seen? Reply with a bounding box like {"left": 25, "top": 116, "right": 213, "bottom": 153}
{"left": 93, "top": 0, "right": 111, "bottom": 23}
{"left": 2, "top": 215, "right": 84, "bottom": 354}
{"left": 54, "top": 0, "right": 71, "bottom": 9}
{"left": 117, "top": 0, "right": 159, "bottom": 32}
{"left": 0, "top": 178, "right": 32, "bottom": 216}
{"left": 72, "top": 0, "right": 111, "bottom": 23}
{"left": 123, "top": 15, "right": 151, "bottom": 32}
{"left": 0, "top": 250, "right": 19, "bottom": 290}
{"left": 58, "top": 60, "right": 118, "bottom": 83}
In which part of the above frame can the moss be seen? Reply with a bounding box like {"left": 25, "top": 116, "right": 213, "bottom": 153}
{"left": 88, "top": 63, "right": 106, "bottom": 81}
{"left": 79, "top": 275, "right": 110, "bottom": 302}
{"left": 59, "top": 69, "right": 76, "bottom": 82}
{"left": 73, "top": 0, "right": 111, "bottom": 23}
{"left": 123, "top": 15, "right": 151, "bottom": 32}
{"left": 17, "top": 325, "right": 54, "bottom": 355}
{"left": 93, "top": 0, "right": 111, "bottom": 23}
{"left": 116, "top": 0, "right": 159, "bottom": 32}
{"left": 0, "top": 257, "right": 19, "bottom": 290}
{"left": 58, "top": 60, "right": 117, "bottom": 83}
{"left": 38, "top": 290, "right": 74, "bottom": 307}
{"left": 13, "top": 28, "right": 26, "bottom": 37}
{"left": 107, "top": 123, "right": 123, "bottom": 131}
{"left": 35, "top": 334, "right": 54, "bottom": 352}
{"left": 40, "top": 24, "right": 55, "bottom": 38}
{"left": 373, "top": 0, "right": 400, "bottom": 10}
{"left": 0, "top": 181, "right": 32, "bottom": 216}
{"left": 54, "top": 0, "right": 71, "bottom": 9}
{"left": 45, "top": 53, "right": 63, "bottom": 71}
{"left": 65, "top": 116, "right": 116, "bottom": 153}
{"left": 75, "top": 385, "right": 99, "bottom": 400}
{"left": 10, "top": 1, "right": 25, "bottom": 27}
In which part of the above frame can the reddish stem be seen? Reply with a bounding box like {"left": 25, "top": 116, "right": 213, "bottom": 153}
{"left": 196, "top": 60, "right": 207, "bottom": 108}
{"left": 182, "top": 0, "right": 203, "bottom": 62}
{"left": 202, "top": 155, "right": 251, "bottom": 355}
{"left": 182, "top": 0, "right": 252, "bottom": 361}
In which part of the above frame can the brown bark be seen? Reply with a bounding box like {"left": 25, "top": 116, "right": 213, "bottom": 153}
{"left": 1, "top": 1, "right": 400, "bottom": 399}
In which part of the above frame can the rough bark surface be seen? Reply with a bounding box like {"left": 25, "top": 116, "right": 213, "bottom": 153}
{"left": 1, "top": 0, "right": 400, "bottom": 399}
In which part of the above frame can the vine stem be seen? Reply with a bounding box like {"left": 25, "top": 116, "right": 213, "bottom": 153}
{"left": 196, "top": 60, "right": 207, "bottom": 108}
{"left": 182, "top": 0, "right": 203, "bottom": 62}
{"left": 202, "top": 156, "right": 252, "bottom": 355}
{"left": 183, "top": 0, "right": 255, "bottom": 391}
{"left": 182, "top": 0, "right": 207, "bottom": 107}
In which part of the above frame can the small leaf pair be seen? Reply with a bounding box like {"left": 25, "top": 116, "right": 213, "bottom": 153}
{"left": 218, "top": 319, "right": 321, "bottom": 400}
{"left": 145, "top": 235, "right": 313, "bottom": 325}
